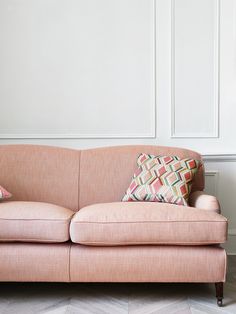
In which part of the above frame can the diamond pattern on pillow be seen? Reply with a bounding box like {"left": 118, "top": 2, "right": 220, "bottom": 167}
{"left": 0, "top": 185, "right": 12, "bottom": 200}
{"left": 122, "top": 154, "right": 201, "bottom": 206}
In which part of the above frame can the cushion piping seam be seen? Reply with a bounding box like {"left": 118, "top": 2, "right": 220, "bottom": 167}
{"left": 0, "top": 238, "right": 69, "bottom": 242}
{"left": 0, "top": 218, "right": 72, "bottom": 222}
{"left": 74, "top": 240, "right": 227, "bottom": 245}
{"left": 72, "top": 220, "right": 227, "bottom": 224}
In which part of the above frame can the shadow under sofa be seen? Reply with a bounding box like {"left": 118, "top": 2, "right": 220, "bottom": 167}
{"left": 0, "top": 144, "right": 228, "bottom": 307}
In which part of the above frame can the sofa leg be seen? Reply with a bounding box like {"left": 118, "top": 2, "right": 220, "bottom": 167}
{"left": 215, "top": 282, "right": 223, "bottom": 307}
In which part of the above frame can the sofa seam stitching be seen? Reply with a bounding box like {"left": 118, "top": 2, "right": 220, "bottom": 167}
{"left": 0, "top": 238, "right": 69, "bottom": 242}
{"left": 0, "top": 218, "right": 72, "bottom": 222}
{"left": 68, "top": 242, "right": 72, "bottom": 282}
{"left": 75, "top": 240, "right": 227, "bottom": 245}
{"left": 72, "top": 220, "right": 227, "bottom": 224}
{"left": 78, "top": 150, "right": 81, "bottom": 211}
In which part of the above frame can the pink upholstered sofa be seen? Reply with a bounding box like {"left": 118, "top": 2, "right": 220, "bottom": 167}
{"left": 0, "top": 145, "right": 228, "bottom": 306}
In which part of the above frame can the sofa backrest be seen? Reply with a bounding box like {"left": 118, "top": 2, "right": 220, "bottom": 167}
{"left": 0, "top": 145, "right": 80, "bottom": 211}
{"left": 79, "top": 145, "right": 204, "bottom": 208}
{"left": 0, "top": 144, "right": 204, "bottom": 210}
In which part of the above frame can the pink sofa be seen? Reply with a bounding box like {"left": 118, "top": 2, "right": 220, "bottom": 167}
{"left": 0, "top": 145, "right": 228, "bottom": 306}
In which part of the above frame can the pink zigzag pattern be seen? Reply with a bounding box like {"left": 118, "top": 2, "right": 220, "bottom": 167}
{"left": 123, "top": 154, "right": 201, "bottom": 206}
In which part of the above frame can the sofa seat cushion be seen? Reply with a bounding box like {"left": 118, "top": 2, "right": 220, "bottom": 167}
{"left": 70, "top": 202, "right": 227, "bottom": 246}
{"left": 0, "top": 201, "right": 75, "bottom": 243}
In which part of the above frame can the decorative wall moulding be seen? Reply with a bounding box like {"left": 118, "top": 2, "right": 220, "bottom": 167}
{"left": 225, "top": 230, "right": 236, "bottom": 255}
{"left": 0, "top": 132, "right": 157, "bottom": 140}
{"left": 0, "top": 0, "right": 157, "bottom": 140}
{"left": 171, "top": 0, "right": 220, "bottom": 138}
{"left": 203, "top": 154, "right": 236, "bottom": 162}
{"left": 204, "top": 170, "right": 219, "bottom": 197}
{"left": 228, "top": 229, "right": 236, "bottom": 236}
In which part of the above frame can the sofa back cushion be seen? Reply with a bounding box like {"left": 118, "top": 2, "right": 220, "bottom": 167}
{"left": 0, "top": 144, "right": 203, "bottom": 210}
{"left": 0, "top": 145, "right": 80, "bottom": 211}
{"left": 79, "top": 145, "right": 204, "bottom": 208}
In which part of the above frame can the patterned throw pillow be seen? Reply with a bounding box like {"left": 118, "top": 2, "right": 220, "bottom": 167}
{"left": 122, "top": 154, "right": 201, "bottom": 206}
{"left": 0, "top": 185, "right": 12, "bottom": 200}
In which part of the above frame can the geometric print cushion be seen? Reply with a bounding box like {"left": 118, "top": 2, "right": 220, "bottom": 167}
{"left": 122, "top": 154, "right": 201, "bottom": 206}
{"left": 0, "top": 185, "right": 12, "bottom": 201}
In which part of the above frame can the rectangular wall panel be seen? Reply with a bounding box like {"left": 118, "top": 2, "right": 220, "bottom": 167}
{"left": 204, "top": 157, "right": 236, "bottom": 254}
{"left": 0, "top": 0, "right": 156, "bottom": 138}
{"left": 171, "top": 0, "right": 219, "bottom": 138}
{"left": 204, "top": 171, "right": 219, "bottom": 197}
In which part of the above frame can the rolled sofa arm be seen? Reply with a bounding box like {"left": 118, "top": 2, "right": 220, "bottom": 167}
{"left": 189, "top": 191, "right": 221, "bottom": 214}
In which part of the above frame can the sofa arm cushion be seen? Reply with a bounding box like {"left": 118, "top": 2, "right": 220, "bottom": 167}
{"left": 189, "top": 191, "right": 221, "bottom": 214}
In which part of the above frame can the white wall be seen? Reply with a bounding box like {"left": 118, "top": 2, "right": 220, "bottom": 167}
{"left": 0, "top": 0, "right": 236, "bottom": 252}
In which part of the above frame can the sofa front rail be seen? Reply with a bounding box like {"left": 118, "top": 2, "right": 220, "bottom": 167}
{"left": 0, "top": 243, "right": 226, "bottom": 307}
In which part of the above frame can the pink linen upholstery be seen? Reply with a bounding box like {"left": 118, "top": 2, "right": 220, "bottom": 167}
{"left": 0, "top": 145, "right": 204, "bottom": 210}
{"left": 0, "top": 201, "right": 74, "bottom": 243}
{"left": 0, "top": 144, "right": 227, "bottom": 287}
{"left": 0, "top": 145, "right": 80, "bottom": 211}
{"left": 0, "top": 243, "right": 70, "bottom": 281}
{"left": 70, "top": 245, "right": 226, "bottom": 282}
{"left": 189, "top": 191, "right": 221, "bottom": 214}
{"left": 0, "top": 243, "right": 226, "bottom": 283}
{"left": 79, "top": 145, "right": 204, "bottom": 208}
{"left": 70, "top": 202, "right": 227, "bottom": 246}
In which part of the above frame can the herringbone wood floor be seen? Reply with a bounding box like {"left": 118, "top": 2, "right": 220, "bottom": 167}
{"left": 0, "top": 256, "right": 235, "bottom": 314}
